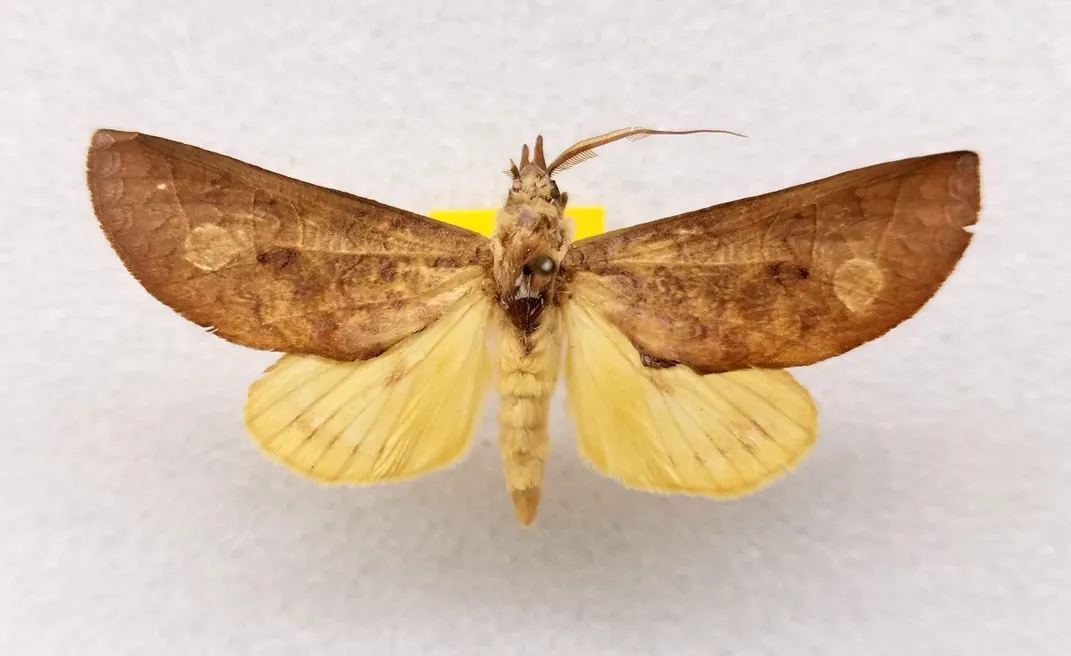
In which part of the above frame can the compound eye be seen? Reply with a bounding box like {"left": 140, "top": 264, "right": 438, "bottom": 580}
{"left": 528, "top": 255, "right": 556, "bottom": 275}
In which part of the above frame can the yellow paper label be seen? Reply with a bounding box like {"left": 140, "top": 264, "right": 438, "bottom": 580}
{"left": 428, "top": 206, "right": 605, "bottom": 240}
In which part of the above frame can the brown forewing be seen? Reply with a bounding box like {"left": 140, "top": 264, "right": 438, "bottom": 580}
{"left": 87, "top": 129, "right": 492, "bottom": 361}
{"left": 561, "top": 151, "right": 980, "bottom": 372}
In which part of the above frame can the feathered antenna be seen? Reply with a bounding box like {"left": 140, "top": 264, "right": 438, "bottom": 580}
{"left": 546, "top": 127, "right": 746, "bottom": 175}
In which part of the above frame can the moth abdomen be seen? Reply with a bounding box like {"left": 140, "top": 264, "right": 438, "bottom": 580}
{"left": 494, "top": 305, "right": 562, "bottom": 526}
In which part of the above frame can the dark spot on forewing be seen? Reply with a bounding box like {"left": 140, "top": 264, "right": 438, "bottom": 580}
{"left": 430, "top": 256, "right": 463, "bottom": 269}
{"left": 257, "top": 247, "right": 299, "bottom": 270}
{"left": 379, "top": 259, "right": 397, "bottom": 282}
{"left": 767, "top": 261, "right": 810, "bottom": 284}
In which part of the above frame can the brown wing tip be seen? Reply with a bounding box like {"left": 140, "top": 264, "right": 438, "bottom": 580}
{"left": 89, "top": 128, "right": 137, "bottom": 151}
{"left": 87, "top": 129, "right": 138, "bottom": 187}
{"left": 945, "top": 150, "right": 981, "bottom": 229}
{"left": 947, "top": 149, "right": 979, "bottom": 176}
{"left": 87, "top": 131, "right": 118, "bottom": 194}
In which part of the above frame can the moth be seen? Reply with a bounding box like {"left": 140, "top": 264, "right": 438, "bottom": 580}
{"left": 86, "top": 127, "right": 980, "bottom": 525}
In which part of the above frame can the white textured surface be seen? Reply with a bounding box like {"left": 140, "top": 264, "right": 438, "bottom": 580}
{"left": 2, "top": 1, "right": 1069, "bottom": 654}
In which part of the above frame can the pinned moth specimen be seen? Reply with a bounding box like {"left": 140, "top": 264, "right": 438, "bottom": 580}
{"left": 86, "top": 127, "right": 980, "bottom": 525}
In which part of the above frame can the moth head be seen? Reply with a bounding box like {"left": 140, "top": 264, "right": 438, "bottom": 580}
{"left": 507, "top": 135, "right": 568, "bottom": 210}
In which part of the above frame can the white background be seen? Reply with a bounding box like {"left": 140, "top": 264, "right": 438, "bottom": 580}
{"left": 2, "top": 1, "right": 1069, "bottom": 654}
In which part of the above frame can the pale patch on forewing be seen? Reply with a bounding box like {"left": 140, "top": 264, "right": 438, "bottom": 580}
{"left": 833, "top": 257, "right": 884, "bottom": 313}
{"left": 184, "top": 224, "right": 245, "bottom": 271}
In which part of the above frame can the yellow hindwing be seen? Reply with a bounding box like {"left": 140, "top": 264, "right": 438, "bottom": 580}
{"left": 563, "top": 289, "right": 818, "bottom": 497}
{"left": 243, "top": 285, "right": 493, "bottom": 484}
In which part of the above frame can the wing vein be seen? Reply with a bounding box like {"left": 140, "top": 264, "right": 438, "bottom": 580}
{"left": 261, "top": 368, "right": 357, "bottom": 448}
{"left": 674, "top": 383, "right": 776, "bottom": 477}
{"left": 720, "top": 374, "right": 813, "bottom": 437}
{"left": 659, "top": 390, "right": 734, "bottom": 492}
